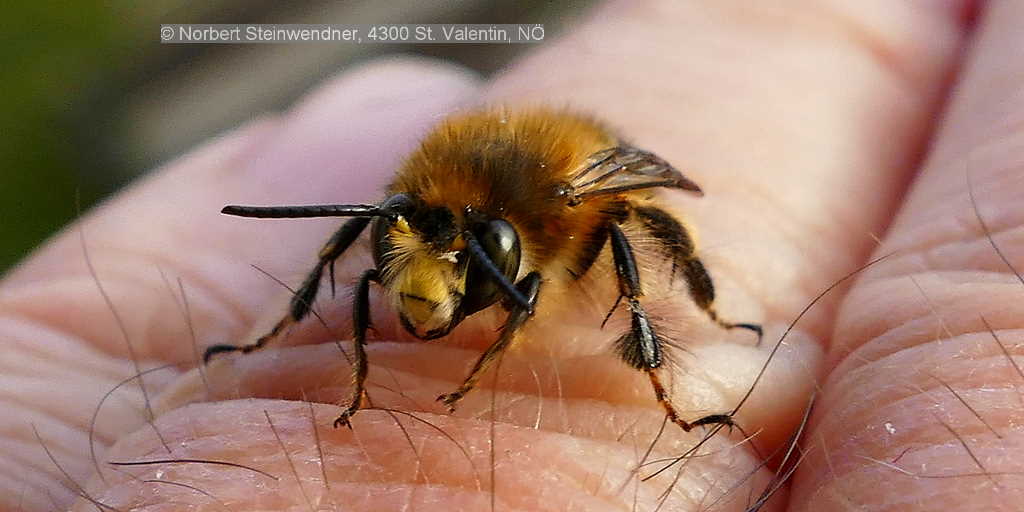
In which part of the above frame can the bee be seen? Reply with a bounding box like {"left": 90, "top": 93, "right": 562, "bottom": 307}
{"left": 204, "top": 107, "right": 762, "bottom": 431}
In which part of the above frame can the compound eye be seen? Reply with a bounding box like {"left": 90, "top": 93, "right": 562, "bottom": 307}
{"left": 381, "top": 193, "right": 414, "bottom": 218}
{"left": 479, "top": 219, "right": 520, "bottom": 276}
{"left": 462, "top": 219, "right": 522, "bottom": 314}
{"left": 370, "top": 216, "right": 392, "bottom": 269}
{"left": 371, "top": 194, "right": 415, "bottom": 268}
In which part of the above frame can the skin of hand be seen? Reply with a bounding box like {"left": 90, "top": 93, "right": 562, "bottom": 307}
{"left": 2, "top": 0, "right": 1021, "bottom": 510}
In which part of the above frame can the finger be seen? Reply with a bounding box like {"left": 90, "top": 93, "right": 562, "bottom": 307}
{"left": 1, "top": 59, "right": 479, "bottom": 510}
{"left": 484, "top": 0, "right": 973, "bottom": 447}
{"left": 105, "top": 1, "right": 976, "bottom": 510}
{"left": 113, "top": 344, "right": 788, "bottom": 512}
{"left": 793, "top": 1, "right": 1024, "bottom": 509}
{"left": 2, "top": 58, "right": 479, "bottom": 363}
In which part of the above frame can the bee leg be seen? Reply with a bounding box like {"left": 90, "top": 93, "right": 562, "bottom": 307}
{"left": 203, "top": 217, "right": 372, "bottom": 363}
{"left": 608, "top": 222, "right": 735, "bottom": 432}
{"left": 632, "top": 206, "right": 763, "bottom": 345}
{"left": 333, "top": 268, "right": 379, "bottom": 429}
{"left": 437, "top": 272, "right": 542, "bottom": 412}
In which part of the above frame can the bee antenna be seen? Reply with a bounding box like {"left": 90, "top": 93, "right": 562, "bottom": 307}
{"left": 463, "top": 231, "right": 534, "bottom": 314}
{"left": 221, "top": 204, "right": 383, "bottom": 219}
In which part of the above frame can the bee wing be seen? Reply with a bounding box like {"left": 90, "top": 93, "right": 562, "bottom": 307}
{"left": 569, "top": 146, "right": 704, "bottom": 201}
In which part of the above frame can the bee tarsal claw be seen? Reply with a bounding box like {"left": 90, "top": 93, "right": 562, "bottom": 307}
{"left": 690, "top": 413, "right": 736, "bottom": 432}
{"left": 333, "top": 409, "right": 358, "bottom": 429}
{"left": 436, "top": 392, "right": 463, "bottom": 413}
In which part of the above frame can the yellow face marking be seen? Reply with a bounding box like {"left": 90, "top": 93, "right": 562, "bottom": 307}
{"left": 382, "top": 217, "right": 469, "bottom": 334}
{"left": 396, "top": 256, "right": 462, "bottom": 331}
{"left": 400, "top": 292, "right": 441, "bottom": 326}
{"left": 395, "top": 216, "right": 412, "bottom": 234}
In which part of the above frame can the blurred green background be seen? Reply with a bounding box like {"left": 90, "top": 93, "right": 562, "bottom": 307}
{"left": 0, "top": 0, "right": 595, "bottom": 273}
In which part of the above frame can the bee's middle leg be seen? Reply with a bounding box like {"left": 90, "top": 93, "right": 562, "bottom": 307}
{"left": 203, "top": 217, "right": 371, "bottom": 363}
{"left": 437, "top": 272, "right": 542, "bottom": 412}
{"left": 608, "top": 222, "right": 735, "bottom": 432}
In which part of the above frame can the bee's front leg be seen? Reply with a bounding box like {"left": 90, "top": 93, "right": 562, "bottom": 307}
{"left": 333, "top": 268, "right": 379, "bottom": 429}
{"left": 203, "top": 216, "right": 372, "bottom": 362}
{"left": 437, "top": 271, "right": 542, "bottom": 412}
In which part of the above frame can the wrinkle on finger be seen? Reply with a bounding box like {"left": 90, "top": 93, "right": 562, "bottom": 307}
{"left": 797, "top": 1, "right": 1024, "bottom": 509}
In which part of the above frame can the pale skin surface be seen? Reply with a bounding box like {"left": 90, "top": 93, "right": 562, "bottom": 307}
{"left": 1, "top": 0, "right": 1022, "bottom": 510}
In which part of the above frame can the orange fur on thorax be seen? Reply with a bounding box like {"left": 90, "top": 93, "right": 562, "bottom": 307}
{"left": 389, "top": 107, "right": 620, "bottom": 277}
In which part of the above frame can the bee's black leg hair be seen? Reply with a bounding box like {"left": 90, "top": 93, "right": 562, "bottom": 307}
{"left": 333, "top": 268, "right": 378, "bottom": 428}
{"left": 632, "top": 206, "right": 763, "bottom": 344}
{"left": 608, "top": 222, "right": 735, "bottom": 432}
{"left": 203, "top": 217, "right": 372, "bottom": 363}
{"left": 437, "top": 271, "right": 542, "bottom": 411}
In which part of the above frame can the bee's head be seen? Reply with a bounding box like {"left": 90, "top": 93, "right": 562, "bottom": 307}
{"left": 372, "top": 194, "right": 522, "bottom": 339}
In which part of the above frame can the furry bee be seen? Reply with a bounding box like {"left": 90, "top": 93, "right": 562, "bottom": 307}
{"left": 205, "top": 107, "right": 761, "bottom": 431}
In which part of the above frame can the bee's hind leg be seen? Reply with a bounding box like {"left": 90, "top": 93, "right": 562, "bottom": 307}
{"left": 437, "top": 272, "right": 542, "bottom": 412}
{"left": 203, "top": 217, "right": 372, "bottom": 363}
{"left": 608, "top": 222, "right": 735, "bottom": 432}
{"left": 632, "top": 206, "right": 763, "bottom": 344}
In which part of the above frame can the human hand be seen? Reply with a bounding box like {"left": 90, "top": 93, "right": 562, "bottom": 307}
{"left": 3, "top": 1, "right": 1020, "bottom": 510}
